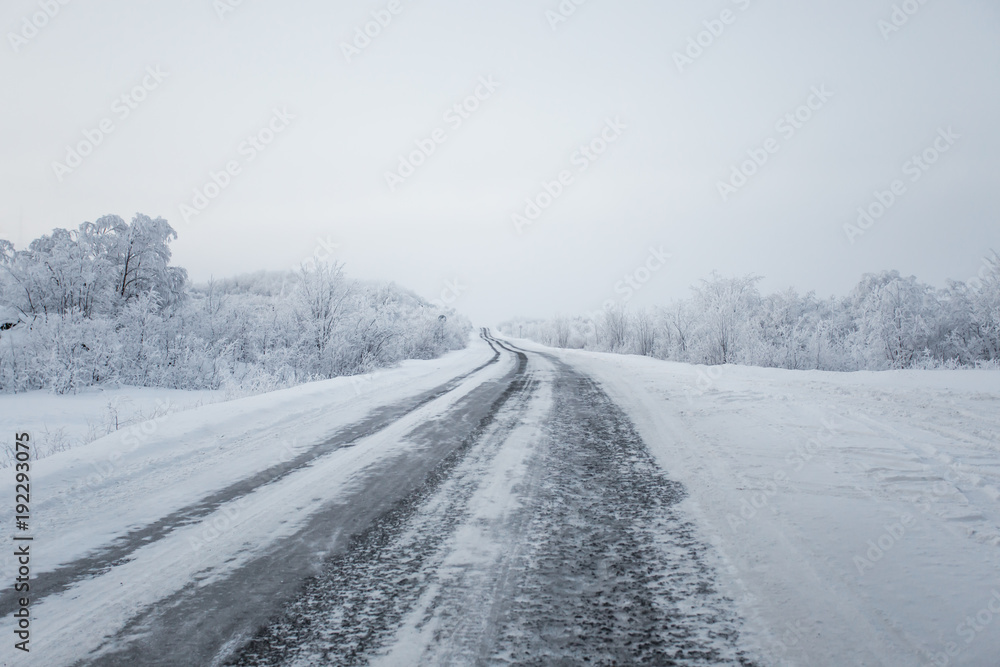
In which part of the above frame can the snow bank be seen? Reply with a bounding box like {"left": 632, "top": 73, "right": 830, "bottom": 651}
{"left": 0, "top": 386, "right": 224, "bottom": 466}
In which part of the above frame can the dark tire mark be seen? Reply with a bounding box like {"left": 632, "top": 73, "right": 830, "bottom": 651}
{"left": 79, "top": 331, "right": 526, "bottom": 667}
{"left": 486, "top": 364, "right": 757, "bottom": 666}
{"left": 224, "top": 334, "right": 756, "bottom": 665}
{"left": 224, "top": 332, "right": 534, "bottom": 667}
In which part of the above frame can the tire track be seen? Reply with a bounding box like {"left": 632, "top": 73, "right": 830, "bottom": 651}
{"left": 225, "top": 333, "right": 534, "bottom": 666}
{"left": 225, "top": 336, "right": 756, "bottom": 665}
{"left": 76, "top": 331, "right": 525, "bottom": 666}
{"left": 483, "top": 359, "right": 757, "bottom": 665}
{"left": 0, "top": 333, "right": 506, "bottom": 619}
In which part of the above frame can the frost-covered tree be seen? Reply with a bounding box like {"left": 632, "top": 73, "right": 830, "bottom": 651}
{"left": 0, "top": 216, "right": 471, "bottom": 394}
{"left": 500, "top": 261, "right": 999, "bottom": 372}
{"left": 600, "top": 303, "right": 631, "bottom": 352}
{"left": 107, "top": 214, "right": 187, "bottom": 310}
{"left": 630, "top": 309, "right": 657, "bottom": 357}
{"left": 848, "top": 271, "right": 938, "bottom": 369}
{"left": 690, "top": 273, "right": 762, "bottom": 365}
{"left": 968, "top": 252, "right": 1000, "bottom": 362}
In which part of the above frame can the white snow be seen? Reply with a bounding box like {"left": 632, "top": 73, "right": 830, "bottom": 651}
{"left": 0, "top": 335, "right": 507, "bottom": 666}
{"left": 4, "top": 330, "right": 999, "bottom": 666}
{"left": 0, "top": 386, "right": 224, "bottom": 467}
{"left": 511, "top": 338, "right": 1000, "bottom": 667}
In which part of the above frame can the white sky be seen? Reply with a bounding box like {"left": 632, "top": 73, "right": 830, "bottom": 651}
{"left": 1, "top": 0, "right": 998, "bottom": 324}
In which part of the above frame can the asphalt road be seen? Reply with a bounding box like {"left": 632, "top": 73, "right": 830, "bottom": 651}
{"left": 11, "top": 331, "right": 757, "bottom": 666}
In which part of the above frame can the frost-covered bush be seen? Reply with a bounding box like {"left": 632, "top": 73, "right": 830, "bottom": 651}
{"left": 500, "top": 259, "right": 1000, "bottom": 372}
{"left": 0, "top": 215, "right": 470, "bottom": 394}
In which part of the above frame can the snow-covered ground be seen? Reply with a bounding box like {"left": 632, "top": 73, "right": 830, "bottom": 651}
{"left": 511, "top": 338, "right": 1000, "bottom": 667}
{"left": 1, "top": 335, "right": 496, "bottom": 577}
{"left": 0, "top": 336, "right": 508, "bottom": 666}
{"left": 4, "top": 331, "right": 998, "bottom": 666}
{"left": 0, "top": 386, "right": 225, "bottom": 467}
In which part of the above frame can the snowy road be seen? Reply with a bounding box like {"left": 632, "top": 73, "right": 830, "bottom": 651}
{"left": 6, "top": 331, "right": 996, "bottom": 666}
{"left": 229, "top": 336, "right": 753, "bottom": 666}
{"left": 0, "top": 332, "right": 756, "bottom": 666}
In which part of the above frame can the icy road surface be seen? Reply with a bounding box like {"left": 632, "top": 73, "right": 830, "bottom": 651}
{"left": 0, "top": 332, "right": 756, "bottom": 666}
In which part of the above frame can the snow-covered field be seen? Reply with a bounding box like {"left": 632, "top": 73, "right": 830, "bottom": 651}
{"left": 513, "top": 338, "right": 1000, "bottom": 666}
{"left": 0, "top": 386, "right": 225, "bottom": 467}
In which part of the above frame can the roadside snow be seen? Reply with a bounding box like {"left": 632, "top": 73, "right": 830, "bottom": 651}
{"left": 510, "top": 338, "right": 1000, "bottom": 667}
{"left": 0, "top": 386, "right": 224, "bottom": 467}
{"left": 0, "top": 335, "right": 495, "bottom": 578}
{"left": 0, "top": 334, "right": 507, "bottom": 666}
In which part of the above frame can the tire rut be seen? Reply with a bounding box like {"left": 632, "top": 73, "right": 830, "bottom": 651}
{"left": 1, "top": 338, "right": 505, "bottom": 620}
{"left": 225, "top": 342, "right": 535, "bottom": 666}
{"left": 481, "top": 360, "right": 757, "bottom": 666}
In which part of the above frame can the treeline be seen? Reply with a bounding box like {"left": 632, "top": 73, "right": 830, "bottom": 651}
{"left": 499, "top": 262, "right": 1000, "bottom": 371}
{"left": 0, "top": 214, "right": 470, "bottom": 394}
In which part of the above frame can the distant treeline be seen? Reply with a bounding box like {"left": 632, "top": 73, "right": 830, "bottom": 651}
{"left": 500, "top": 261, "right": 1000, "bottom": 371}
{"left": 0, "top": 214, "right": 470, "bottom": 394}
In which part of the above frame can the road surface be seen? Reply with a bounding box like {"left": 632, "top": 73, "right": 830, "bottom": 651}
{"left": 2, "top": 331, "right": 756, "bottom": 666}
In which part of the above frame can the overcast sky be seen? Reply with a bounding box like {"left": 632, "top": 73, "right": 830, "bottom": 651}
{"left": 1, "top": 0, "right": 998, "bottom": 324}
